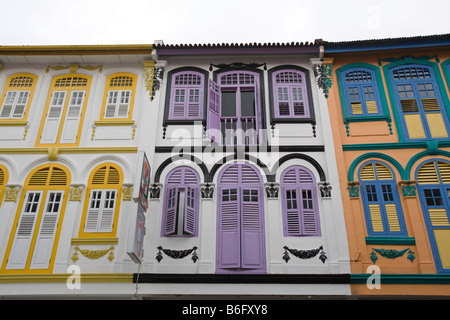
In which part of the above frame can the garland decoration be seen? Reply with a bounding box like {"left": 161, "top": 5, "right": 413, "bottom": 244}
{"left": 283, "top": 245, "right": 327, "bottom": 264}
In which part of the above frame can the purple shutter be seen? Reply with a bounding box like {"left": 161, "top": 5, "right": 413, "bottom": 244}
{"left": 282, "top": 187, "right": 301, "bottom": 236}
{"left": 183, "top": 186, "right": 197, "bottom": 236}
{"left": 240, "top": 187, "right": 264, "bottom": 269}
{"left": 300, "top": 187, "right": 319, "bottom": 235}
{"left": 281, "top": 166, "right": 320, "bottom": 236}
{"left": 162, "top": 186, "right": 178, "bottom": 236}
{"left": 218, "top": 187, "right": 241, "bottom": 268}
{"left": 207, "top": 79, "right": 221, "bottom": 142}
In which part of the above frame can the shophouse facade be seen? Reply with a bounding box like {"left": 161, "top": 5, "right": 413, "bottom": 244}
{"left": 323, "top": 34, "right": 450, "bottom": 297}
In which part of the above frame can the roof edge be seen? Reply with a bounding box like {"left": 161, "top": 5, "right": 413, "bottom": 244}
{"left": 0, "top": 44, "right": 154, "bottom": 56}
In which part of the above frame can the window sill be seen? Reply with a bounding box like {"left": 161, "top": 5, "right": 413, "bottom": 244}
{"left": 365, "top": 237, "right": 415, "bottom": 245}
{"left": 0, "top": 120, "right": 28, "bottom": 126}
{"left": 94, "top": 120, "right": 135, "bottom": 126}
{"left": 344, "top": 115, "right": 390, "bottom": 123}
{"left": 71, "top": 237, "right": 119, "bottom": 245}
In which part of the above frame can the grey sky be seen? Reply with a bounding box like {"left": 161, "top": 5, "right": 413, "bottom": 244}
{"left": 0, "top": 0, "right": 449, "bottom": 45}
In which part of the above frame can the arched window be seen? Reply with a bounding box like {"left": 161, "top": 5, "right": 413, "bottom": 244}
{"left": 168, "top": 71, "right": 204, "bottom": 120}
{"left": 37, "top": 74, "right": 92, "bottom": 146}
{"left": 0, "top": 73, "right": 38, "bottom": 120}
{"left": 390, "top": 64, "right": 449, "bottom": 140}
{"left": 162, "top": 166, "right": 200, "bottom": 237}
{"left": 2, "top": 164, "right": 70, "bottom": 271}
{"left": 272, "top": 69, "right": 309, "bottom": 118}
{"left": 416, "top": 160, "right": 450, "bottom": 272}
{"left": 341, "top": 67, "right": 383, "bottom": 117}
{"left": 280, "top": 166, "right": 320, "bottom": 236}
{"left": 359, "top": 161, "right": 406, "bottom": 236}
{"left": 80, "top": 163, "right": 123, "bottom": 236}
{"left": 100, "top": 73, "right": 137, "bottom": 120}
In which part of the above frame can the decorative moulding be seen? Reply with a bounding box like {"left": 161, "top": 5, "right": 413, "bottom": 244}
{"left": 156, "top": 246, "right": 198, "bottom": 263}
{"left": 122, "top": 183, "right": 133, "bottom": 201}
{"left": 71, "top": 245, "right": 115, "bottom": 263}
{"left": 347, "top": 182, "right": 360, "bottom": 199}
{"left": 370, "top": 247, "right": 415, "bottom": 264}
{"left": 4, "top": 184, "right": 22, "bottom": 202}
{"left": 45, "top": 63, "right": 102, "bottom": 74}
{"left": 398, "top": 180, "right": 417, "bottom": 198}
{"left": 200, "top": 183, "right": 214, "bottom": 199}
{"left": 264, "top": 182, "right": 279, "bottom": 199}
{"left": 69, "top": 184, "right": 85, "bottom": 201}
{"left": 283, "top": 245, "right": 327, "bottom": 264}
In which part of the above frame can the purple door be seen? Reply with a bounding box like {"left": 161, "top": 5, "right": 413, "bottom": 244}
{"left": 216, "top": 163, "right": 266, "bottom": 273}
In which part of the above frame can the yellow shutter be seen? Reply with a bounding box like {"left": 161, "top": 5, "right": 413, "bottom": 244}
{"left": 360, "top": 163, "right": 376, "bottom": 181}
{"left": 437, "top": 161, "right": 450, "bottom": 184}
{"left": 417, "top": 161, "right": 440, "bottom": 184}
{"left": 369, "top": 204, "right": 384, "bottom": 232}
{"left": 366, "top": 100, "right": 378, "bottom": 114}
{"left": 0, "top": 168, "right": 4, "bottom": 186}
{"left": 385, "top": 203, "right": 401, "bottom": 232}
{"left": 351, "top": 102, "right": 363, "bottom": 115}
{"left": 375, "top": 163, "right": 393, "bottom": 180}
{"left": 428, "top": 208, "right": 450, "bottom": 227}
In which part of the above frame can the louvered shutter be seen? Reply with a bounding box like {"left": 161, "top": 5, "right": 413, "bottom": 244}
{"left": 282, "top": 187, "right": 301, "bottom": 236}
{"left": 84, "top": 189, "right": 116, "bottom": 233}
{"left": 84, "top": 190, "right": 102, "bottom": 232}
{"left": 60, "top": 91, "right": 85, "bottom": 144}
{"left": 30, "top": 191, "right": 64, "bottom": 269}
{"left": 183, "top": 186, "right": 198, "bottom": 236}
{"left": 7, "top": 191, "right": 43, "bottom": 269}
{"left": 218, "top": 188, "right": 240, "bottom": 269}
{"left": 40, "top": 91, "right": 67, "bottom": 144}
{"left": 207, "top": 79, "right": 221, "bottom": 142}
{"left": 187, "top": 88, "right": 201, "bottom": 119}
{"left": 241, "top": 187, "right": 264, "bottom": 269}
{"left": 99, "top": 190, "right": 116, "bottom": 232}
{"left": 299, "top": 188, "right": 319, "bottom": 235}
{"left": 162, "top": 186, "right": 178, "bottom": 236}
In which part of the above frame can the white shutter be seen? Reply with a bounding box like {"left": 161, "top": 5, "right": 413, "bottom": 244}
{"left": 60, "top": 91, "right": 85, "bottom": 144}
{"left": 40, "top": 91, "right": 67, "bottom": 144}
{"left": 7, "top": 191, "right": 43, "bottom": 269}
{"left": 84, "top": 190, "right": 102, "bottom": 232}
{"left": 30, "top": 191, "right": 64, "bottom": 269}
{"left": 0, "top": 91, "right": 30, "bottom": 119}
{"left": 104, "top": 90, "right": 130, "bottom": 118}
{"left": 98, "top": 190, "right": 116, "bottom": 232}
{"left": 84, "top": 189, "right": 117, "bottom": 233}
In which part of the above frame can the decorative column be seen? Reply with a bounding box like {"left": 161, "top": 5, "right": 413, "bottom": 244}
{"left": 398, "top": 180, "right": 434, "bottom": 273}
{"left": 199, "top": 183, "right": 215, "bottom": 273}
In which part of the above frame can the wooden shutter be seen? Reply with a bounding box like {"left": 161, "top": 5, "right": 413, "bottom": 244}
{"left": 282, "top": 187, "right": 301, "bottom": 236}
{"left": 6, "top": 191, "right": 43, "bottom": 269}
{"left": 183, "top": 186, "right": 198, "bottom": 236}
{"left": 40, "top": 91, "right": 67, "bottom": 144}
{"left": 84, "top": 189, "right": 116, "bottom": 233}
{"left": 187, "top": 88, "right": 201, "bottom": 118}
{"left": 207, "top": 79, "right": 221, "bottom": 142}
{"left": 162, "top": 186, "right": 178, "bottom": 236}
{"left": 218, "top": 188, "right": 240, "bottom": 269}
{"left": 60, "top": 91, "right": 85, "bottom": 144}
{"left": 30, "top": 191, "right": 64, "bottom": 269}
{"left": 300, "top": 188, "right": 319, "bottom": 235}
{"left": 240, "top": 187, "right": 264, "bottom": 269}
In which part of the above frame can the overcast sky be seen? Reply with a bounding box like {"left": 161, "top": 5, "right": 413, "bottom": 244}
{"left": 0, "top": 0, "right": 449, "bottom": 46}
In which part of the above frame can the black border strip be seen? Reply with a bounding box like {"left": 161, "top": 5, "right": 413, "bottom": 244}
{"left": 133, "top": 273, "right": 351, "bottom": 284}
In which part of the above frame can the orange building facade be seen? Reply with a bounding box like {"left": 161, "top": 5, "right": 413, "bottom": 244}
{"left": 323, "top": 34, "right": 450, "bottom": 297}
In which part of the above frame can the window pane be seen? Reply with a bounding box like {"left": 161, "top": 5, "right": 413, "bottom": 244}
{"left": 221, "top": 91, "right": 236, "bottom": 117}
{"left": 241, "top": 90, "right": 255, "bottom": 117}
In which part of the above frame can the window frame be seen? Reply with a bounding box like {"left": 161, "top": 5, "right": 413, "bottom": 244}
{"left": 268, "top": 65, "right": 315, "bottom": 124}
{"left": 36, "top": 73, "right": 92, "bottom": 147}
{"left": 0, "top": 73, "right": 38, "bottom": 122}
{"left": 358, "top": 161, "right": 407, "bottom": 237}
{"left": 78, "top": 163, "right": 123, "bottom": 238}
{"left": 280, "top": 165, "right": 321, "bottom": 237}
{"left": 337, "top": 63, "right": 390, "bottom": 124}
{"left": 164, "top": 67, "right": 208, "bottom": 125}
{"left": 100, "top": 73, "right": 137, "bottom": 121}
{"left": 161, "top": 166, "right": 200, "bottom": 237}
{"left": 387, "top": 63, "right": 450, "bottom": 141}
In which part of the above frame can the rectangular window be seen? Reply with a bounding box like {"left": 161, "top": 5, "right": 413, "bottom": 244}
{"left": 84, "top": 189, "right": 117, "bottom": 233}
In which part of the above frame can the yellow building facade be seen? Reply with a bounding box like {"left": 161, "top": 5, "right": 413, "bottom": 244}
{"left": 323, "top": 34, "right": 450, "bottom": 297}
